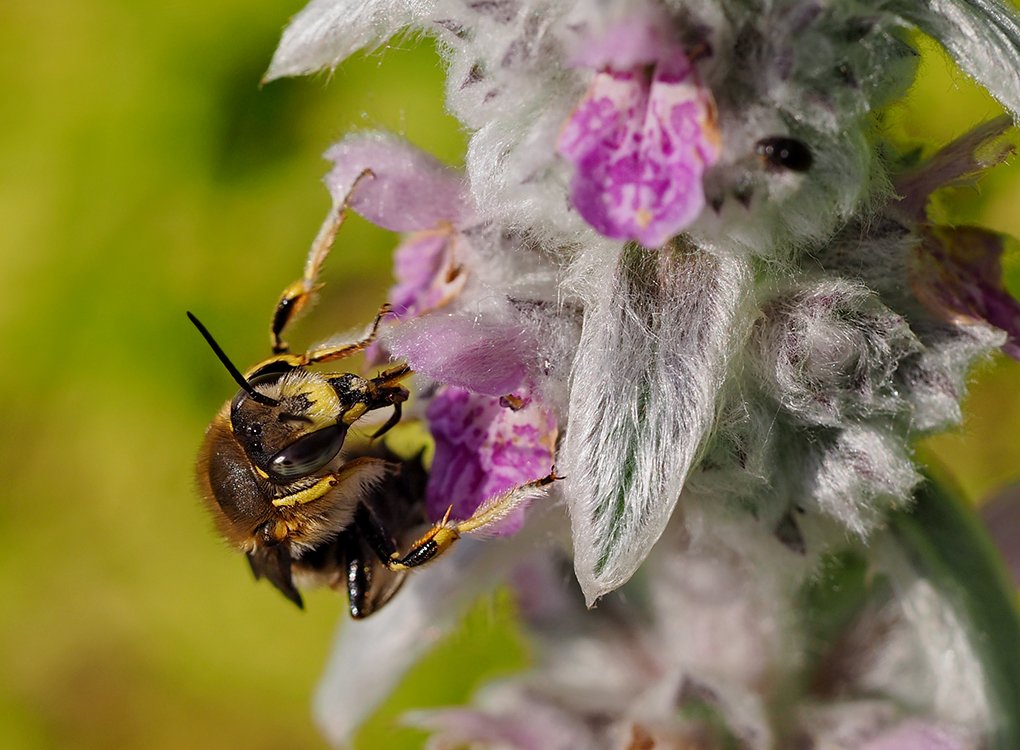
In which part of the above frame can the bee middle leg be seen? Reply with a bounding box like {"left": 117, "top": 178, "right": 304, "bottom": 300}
{"left": 354, "top": 498, "right": 454, "bottom": 571}
{"left": 297, "top": 303, "right": 393, "bottom": 366}
{"left": 354, "top": 503, "right": 400, "bottom": 561}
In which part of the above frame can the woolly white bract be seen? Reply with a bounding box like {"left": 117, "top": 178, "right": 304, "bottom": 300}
{"left": 265, "top": 0, "right": 1020, "bottom": 747}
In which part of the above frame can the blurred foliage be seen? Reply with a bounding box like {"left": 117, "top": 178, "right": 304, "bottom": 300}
{"left": 0, "top": 3, "right": 1017, "bottom": 749}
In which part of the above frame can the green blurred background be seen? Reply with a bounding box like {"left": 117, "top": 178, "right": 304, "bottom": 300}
{"left": 0, "top": 2, "right": 1017, "bottom": 748}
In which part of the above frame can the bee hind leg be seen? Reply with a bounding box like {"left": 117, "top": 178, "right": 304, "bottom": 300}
{"left": 378, "top": 470, "right": 561, "bottom": 572}
{"left": 352, "top": 500, "right": 450, "bottom": 571}
{"left": 339, "top": 532, "right": 373, "bottom": 619}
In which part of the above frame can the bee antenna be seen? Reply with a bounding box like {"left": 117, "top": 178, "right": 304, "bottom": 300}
{"left": 187, "top": 311, "right": 281, "bottom": 407}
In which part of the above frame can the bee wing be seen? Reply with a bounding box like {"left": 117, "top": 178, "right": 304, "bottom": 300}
{"left": 351, "top": 536, "right": 407, "bottom": 617}
{"left": 247, "top": 546, "right": 304, "bottom": 609}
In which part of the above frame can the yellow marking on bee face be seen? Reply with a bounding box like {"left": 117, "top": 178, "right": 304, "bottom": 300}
{"left": 342, "top": 402, "right": 368, "bottom": 425}
{"left": 271, "top": 475, "right": 338, "bottom": 508}
{"left": 274, "top": 372, "right": 341, "bottom": 430}
{"left": 255, "top": 466, "right": 270, "bottom": 479}
{"left": 303, "top": 379, "right": 342, "bottom": 425}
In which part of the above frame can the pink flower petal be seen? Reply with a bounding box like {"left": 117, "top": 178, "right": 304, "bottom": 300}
{"left": 569, "top": 6, "right": 682, "bottom": 71}
{"left": 911, "top": 225, "right": 1020, "bottom": 359}
{"left": 557, "top": 50, "right": 719, "bottom": 247}
{"left": 389, "top": 227, "right": 468, "bottom": 318}
{"left": 384, "top": 314, "right": 535, "bottom": 395}
{"left": 323, "top": 132, "right": 475, "bottom": 232}
{"left": 364, "top": 222, "right": 473, "bottom": 368}
{"left": 860, "top": 721, "right": 970, "bottom": 750}
{"left": 426, "top": 387, "right": 557, "bottom": 534}
{"left": 407, "top": 698, "right": 596, "bottom": 750}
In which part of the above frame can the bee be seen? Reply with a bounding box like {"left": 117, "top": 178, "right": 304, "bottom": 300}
{"left": 192, "top": 186, "right": 556, "bottom": 615}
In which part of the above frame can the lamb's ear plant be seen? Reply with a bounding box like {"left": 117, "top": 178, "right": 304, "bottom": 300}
{"left": 264, "top": 0, "right": 1020, "bottom": 747}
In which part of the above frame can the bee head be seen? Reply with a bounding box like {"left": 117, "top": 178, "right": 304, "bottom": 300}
{"left": 189, "top": 312, "right": 351, "bottom": 483}
{"left": 230, "top": 369, "right": 350, "bottom": 482}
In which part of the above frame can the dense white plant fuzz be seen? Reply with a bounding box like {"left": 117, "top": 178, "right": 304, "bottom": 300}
{"left": 564, "top": 244, "right": 752, "bottom": 600}
{"left": 893, "top": 0, "right": 1020, "bottom": 114}
{"left": 267, "top": 0, "right": 434, "bottom": 78}
{"left": 266, "top": 0, "right": 1020, "bottom": 747}
{"left": 753, "top": 280, "right": 922, "bottom": 427}
{"left": 403, "top": 513, "right": 988, "bottom": 750}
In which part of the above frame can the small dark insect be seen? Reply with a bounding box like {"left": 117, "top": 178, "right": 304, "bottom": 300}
{"left": 755, "top": 136, "right": 813, "bottom": 172}
{"left": 191, "top": 182, "right": 556, "bottom": 615}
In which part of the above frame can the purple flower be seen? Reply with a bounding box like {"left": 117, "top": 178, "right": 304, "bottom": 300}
{"left": 384, "top": 313, "right": 538, "bottom": 397}
{"left": 318, "top": 133, "right": 479, "bottom": 367}
{"left": 426, "top": 387, "right": 557, "bottom": 534}
{"left": 263, "top": 4, "right": 1020, "bottom": 748}
{"left": 319, "top": 136, "right": 561, "bottom": 540}
{"left": 557, "top": 21, "right": 719, "bottom": 247}
{"left": 885, "top": 117, "right": 1020, "bottom": 361}
{"left": 363, "top": 225, "right": 470, "bottom": 367}
{"left": 388, "top": 225, "right": 467, "bottom": 319}
{"left": 324, "top": 132, "right": 475, "bottom": 232}
{"left": 910, "top": 225, "right": 1020, "bottom": 360}
{"left": 407, "top": 520, "right": 989, "bottom": 750}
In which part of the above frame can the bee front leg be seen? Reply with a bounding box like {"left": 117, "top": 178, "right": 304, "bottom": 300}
{"left": 369, "top": 402, "right": 402, "bottom": 440}
{"left": 270, "top": 169, "right": 375, "bottom": 354}
{"left": 270, "top": 200, "right": 344, "bottom": 355}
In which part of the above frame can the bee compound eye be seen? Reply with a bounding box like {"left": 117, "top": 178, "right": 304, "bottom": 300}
{"left": 267, "top": 424, "right": 348, "bottom": 480}
{"left": 755, "top": 136, "right": 813, "bottom": 172}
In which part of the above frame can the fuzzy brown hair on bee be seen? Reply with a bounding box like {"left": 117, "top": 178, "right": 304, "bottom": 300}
{"left": 190, "top": 188, "right": 558, "bottom": 615}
